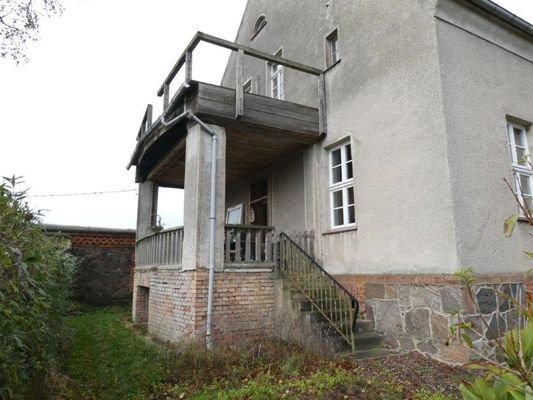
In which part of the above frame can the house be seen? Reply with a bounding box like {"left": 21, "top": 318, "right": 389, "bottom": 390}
{"left": 128, "top": 0, "right": 533, "bottom": 361}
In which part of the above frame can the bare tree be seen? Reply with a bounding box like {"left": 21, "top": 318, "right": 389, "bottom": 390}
{"left": 0, "top": 0, "right": 63, "bottom": 64}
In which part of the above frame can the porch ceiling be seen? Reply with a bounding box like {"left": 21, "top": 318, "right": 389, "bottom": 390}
{"left": 133, "top": 81, "right": 321, "bottom": 188}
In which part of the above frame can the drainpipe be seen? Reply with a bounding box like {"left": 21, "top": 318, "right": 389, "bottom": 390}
{"left": 162, "top": 108, "right": 218, "bottom": 350}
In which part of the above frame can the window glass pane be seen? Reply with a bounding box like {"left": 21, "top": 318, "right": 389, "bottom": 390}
{"left": 332, "top": 166, "right": 342, "bottom": 184}
{"left": 525, "top": 196, "right": 533, "bottom": 212}
{"left": 345, "top": 144, "right": 352, "bottom": 161}
{"left": 332, "top": 190, "right": 343, "bottom": 207}
{"left": 348, "top": 205, "right": 355, "bottom": 224}
{"left": 514, "top": 128, "right": 525, "bottom": 146}
{"left": 516, "top": 147, "right": 527, "bottom": 165}
{"left": 331, "top": 149, "right": 341, "bottom": 166}
{"left": 347, "top": 187, "right": 354, "bottom": 205}
{"left": 333, "top": 209, "right": 344, "bottom": 226}
{"left": 346, "top": 161, "right": 353, "bottom": 180}
{"left": 519, "top": 174, "right": 532, "bottom": 196}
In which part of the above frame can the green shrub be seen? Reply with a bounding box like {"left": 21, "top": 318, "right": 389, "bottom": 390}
{"left": 0, "top": 176, "right": 77, "bottom": 399}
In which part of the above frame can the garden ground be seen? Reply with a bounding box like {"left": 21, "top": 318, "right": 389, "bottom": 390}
{"left": 49, "top": 307, "right": 477, "bottom": 400}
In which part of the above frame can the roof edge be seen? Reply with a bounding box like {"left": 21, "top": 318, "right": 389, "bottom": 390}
{"left": 42, "top": 224, "right": 136, "bottom": 235}
{"left": 468, "top": 0, "right": 533, "bottom": 38}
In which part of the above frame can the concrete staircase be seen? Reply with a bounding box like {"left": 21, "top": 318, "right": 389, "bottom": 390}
{"left": 279, "top": 233, "right": 399, "bottom": 360}
{"left": 288, "top": 285, "right": 398, "bottom": 360}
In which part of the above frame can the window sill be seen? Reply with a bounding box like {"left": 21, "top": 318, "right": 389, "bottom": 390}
{"left": 324, "top": 59, "right": 341, "bottom": 73}
{"left": 322, "top": 226, "right": 358, "bottom": 236}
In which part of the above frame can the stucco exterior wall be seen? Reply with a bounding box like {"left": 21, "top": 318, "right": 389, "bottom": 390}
{"left": 224, "top": 0, "right": 459, "bottom": 275}
{"left": 435, "top": 0, "right": 533, "bottom": 274}
{"left": 224, "top": 152, "right": 306, "bottom": 234}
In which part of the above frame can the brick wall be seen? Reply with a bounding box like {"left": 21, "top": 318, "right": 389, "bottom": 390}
{"left": 132, "top": 267, "right": 274, "bottom": 344}
{"left": 45, "top": 225, "right": 136, "bottom": 306}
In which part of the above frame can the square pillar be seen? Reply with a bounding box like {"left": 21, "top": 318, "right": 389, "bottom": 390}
{"left": 136, "top": 181, "right": 158, "bottom": 240}
{"left": 182, "top": 122, "right": 226, "bottom": 271}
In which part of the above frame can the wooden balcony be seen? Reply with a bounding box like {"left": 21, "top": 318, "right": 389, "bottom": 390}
{"left": 128, "top": 32, "right": 326, "bottom": 189}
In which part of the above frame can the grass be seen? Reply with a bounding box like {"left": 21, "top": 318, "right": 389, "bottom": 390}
{"left": 50, "top": 307, "right": 474, "bottom": 400}
{"left": 50, "top": 307, "right": 165, "bottom": 400}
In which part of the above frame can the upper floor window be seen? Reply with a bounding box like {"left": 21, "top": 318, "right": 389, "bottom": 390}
{"left": 329, "top": 141, "right": 355, "bottom": 228}
{"left": 271, "top": 49, "right": 284, "bottom": 100}
{"left": 326, "top": 29, "right": 339, "bottom": 67}
{"left": 251, "top": 15, "right": 267, "bottom": 40}
{"left": 508, "top": 120, "right": 533, "bottom": 212}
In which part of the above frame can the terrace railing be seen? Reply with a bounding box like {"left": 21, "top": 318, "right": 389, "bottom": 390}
{"left": 224, "top": 225, "right": 276, "bottom": 269}
{"left": 136, "top": 227, "right": 184, "bottom": 267}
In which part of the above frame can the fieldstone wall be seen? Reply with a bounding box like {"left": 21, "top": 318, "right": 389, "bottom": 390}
{"left": 365, "top": 279, "right": 526, "bottom": 364}
{"left": 132, "top": 267, "right": 274, "bottom": 343}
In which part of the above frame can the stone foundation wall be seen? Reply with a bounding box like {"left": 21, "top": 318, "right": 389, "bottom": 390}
{"left": 361, "top": 275, "right": 526, "bottom": 363}
{"left": 132, "top": 267, "right": 274, "bottom": 344}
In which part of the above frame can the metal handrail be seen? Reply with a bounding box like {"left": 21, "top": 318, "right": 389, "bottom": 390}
{"left": 279, "top": 232, "right": 359, "bottom": 352}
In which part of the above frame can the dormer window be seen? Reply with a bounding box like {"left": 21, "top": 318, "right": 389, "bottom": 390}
{"left": 251, "top": 15, "right": 267, "bottom": 40}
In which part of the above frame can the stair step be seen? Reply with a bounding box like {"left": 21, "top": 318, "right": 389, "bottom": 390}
{"left": 346, "top": 348, "right": 403, "bottom": 361}
{"left": 307, "top": 312, "right": 372, "bottom": 331}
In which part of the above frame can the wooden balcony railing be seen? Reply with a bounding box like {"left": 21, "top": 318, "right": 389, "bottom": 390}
{"left": 136, "top": 227, "right": 184, "bottom": 267}
{"left": 224, "top": 225, "right": 276, "bottom": 268}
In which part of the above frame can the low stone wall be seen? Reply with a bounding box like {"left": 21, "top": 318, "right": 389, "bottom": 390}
{"left": 132, "top": 267, "right": 274, "bottom": 344}
{"left": 362, "top": 276, "right": 526, "bottom": 363}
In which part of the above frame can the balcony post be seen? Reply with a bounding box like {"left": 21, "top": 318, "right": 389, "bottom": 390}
{"left": 181, "top": 122, "right": 226, "bottom": 272}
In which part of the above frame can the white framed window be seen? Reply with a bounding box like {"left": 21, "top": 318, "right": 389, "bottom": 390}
{"left": 270, "top": 49, "right": 284, "bottom": 100}
{"left": 508, "top": 121, "right": 533, "bottom": 213}
{"left": 329, "top": 142, "right": 355, "bottom": 228}
{"left": 326, "top": 29, "right": 339, "bottom": 67}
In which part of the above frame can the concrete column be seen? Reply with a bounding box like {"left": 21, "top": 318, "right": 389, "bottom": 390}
{"left": 136, "top": 181, "right": 158, "bottom": 240}
{"left": 181, "top": 122, "right": 226, "bottom": 271}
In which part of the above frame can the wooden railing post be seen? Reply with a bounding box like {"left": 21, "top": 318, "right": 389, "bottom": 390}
{"left": 235, "top": 49, "right": 244, "bottom": 119}
{"left": 163, "top": 83, "right": 170, "bottom": 111}
{"left": 185, "top": 51, "right": 192, "bottom": 83}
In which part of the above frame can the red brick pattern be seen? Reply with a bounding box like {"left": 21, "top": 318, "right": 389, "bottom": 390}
{"left": 71, "top": 233, "right": 136, "bottom": 248}
{"left": 132, "top": 268, "right": 274, "bottom": 343}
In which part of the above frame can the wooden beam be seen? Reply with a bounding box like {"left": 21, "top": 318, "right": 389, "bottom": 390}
{"left": 147, "top": 139, "right": 186, "bottom": 181}
{"left": 157, "top": 31, "right": 323, "bottom": 96}
{"left": 235, "top": 49, "right": 244, "bottom": 119}
{"left": 197, "top": 32, "right": 323, "bottom": 75}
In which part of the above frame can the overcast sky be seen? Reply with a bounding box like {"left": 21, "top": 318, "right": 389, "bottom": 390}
{"left": 0, "top": 0, "right": 532, "bottom": 230}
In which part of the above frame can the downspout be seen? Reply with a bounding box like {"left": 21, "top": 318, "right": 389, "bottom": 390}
{"left": 162, "top": 108, "right": 218, "bottom": 350}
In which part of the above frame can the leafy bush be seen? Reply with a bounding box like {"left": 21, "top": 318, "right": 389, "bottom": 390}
{"left": 0, "top": 176, "right": 77, "bottom": 400}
